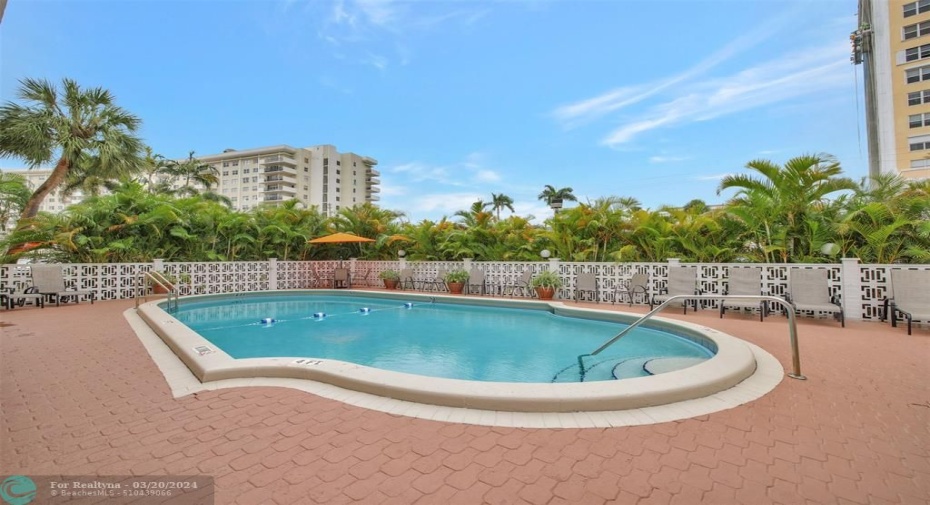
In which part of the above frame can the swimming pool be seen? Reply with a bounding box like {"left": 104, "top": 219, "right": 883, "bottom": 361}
{"left": 137, "top": 290, "right": 759, "bottom": 412}
{"left": 171, "top": 294, "right": 714, "bottom": 383}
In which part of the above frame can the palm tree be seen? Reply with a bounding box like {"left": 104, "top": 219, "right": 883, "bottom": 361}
{"left": 0, "top": 78, "right": 144, "bottom": 222}
{"left": 490, "top": 192, "right": 515, "bottom": 220}
{"left": 0, "top": 171, "right": 31, "bottom": 232}
{"left": 717, "top": 154, "right": 857, "bottom": 262}
{"left": 163, "top": 151, "right": 219, "bottom": 196}
{"left": 537, "top": 185, "right": 577, "bottom": 213}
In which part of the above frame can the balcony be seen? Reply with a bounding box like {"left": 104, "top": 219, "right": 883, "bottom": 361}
{"left": 369, "top": 194, "right": 380, "bottom": 202}
{"left": 260, "top": 155, "right": 297, "bottom": 166}
{"left": 366, "top": 177, "right": 381, "bottom": 185}
{"left": 261, "top": 165, "right": 297, "bottom": 177}
{"left": 366, "top": 187, "right": 380, "bottom": 193}
{"left": 368, "top": 167, "right": 380, "bottom": 177}
{"left": 263, "top": 195, "right": 285, "bottom": 202}
{"left": 263, "top": 185, "right": 297, "bottom": 195}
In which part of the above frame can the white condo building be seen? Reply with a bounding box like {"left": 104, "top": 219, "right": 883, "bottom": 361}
{"left": 199, "top": 144, "right": 380, "bottom": 214}
{"left": 4, "top": 144, "right": 380, "bottom": 216}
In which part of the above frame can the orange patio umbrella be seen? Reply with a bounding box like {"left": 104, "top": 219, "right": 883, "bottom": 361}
{"left": 308, "top": 232, "right": 376, "bottom": 244}
{"left": 308, "top": 232, "right": 376, "bottom": 264}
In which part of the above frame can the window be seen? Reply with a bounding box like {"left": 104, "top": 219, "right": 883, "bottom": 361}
{"left": 906, "top": 65, "right": 930, "bottom": 83}
{"left": 243, "top": 169, "right": 249, "bottom": 174}
{"left": 232, "top": 170, "right": 238, "bottom": 175}
{"left": 252, "top": 176, "right": 258, "bottom": 183}
{"left": 910, "top": 158, "right": 930, "bottom": 168}
{"left": 231, "top": 161, "right": 239, "bottom": 166}
{"left": 904, "top": 20, "right": 930, "bottom": 40}
{"left": 222, "top": 171, "right": 228, "bottom": 176}
{"left": 910, "top": 113, "right": 930, "bottom": 127}
{"left": 323, "top": 158, "right": 329, "bottom": 165}
{"left": 336, "top": 161, "right": 341, "bottom": 166}
{"left": 304, "top": 167, "right": 308, "bottom": 172}
{"left": 336, "top": 169, "right": 340, "bottom": 175}
{"left": 231, "top": 197, "right": 238, "bottom": 202}
{"left": 223, "top": 162, "right": 230, "bottom": 167}
{"left": 910, "top": 139, "right": 930, "bottom": 151}
{"left": 907, "top": 43, "right": 930, "bottom": 62}
{"left": 905, "top": 0, "right": 930, "bottom": 17}
{"left": 304, "top": 157, "right": 309, "bottom": 163}
{"left": 908, "top": 90, "right": 930, "bottom": 105}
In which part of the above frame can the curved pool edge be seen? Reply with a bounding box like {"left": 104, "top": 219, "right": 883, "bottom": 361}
{"left": 136, "top": 290, "right": 765, "bottom": 414}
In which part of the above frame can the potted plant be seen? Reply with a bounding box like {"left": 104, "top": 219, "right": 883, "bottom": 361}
{"left": 378, "top": 269, "right": 401, "bottom": 290}
{"left": 444, "top": 269, "right": 470, "bottom": 295}
{"left": 149, "top": 271, "right": 190, "bottom": 294}
{"left": 530, "top": 270, "right": 562, "bottom": 300}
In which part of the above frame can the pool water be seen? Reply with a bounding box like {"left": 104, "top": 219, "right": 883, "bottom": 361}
{"left": 172, "top": 295, "right": 713, "bottom": 383}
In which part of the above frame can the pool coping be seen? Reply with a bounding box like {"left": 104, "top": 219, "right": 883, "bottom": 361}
{"left": 131, "top": 290, "right": 781, "bottom": 424}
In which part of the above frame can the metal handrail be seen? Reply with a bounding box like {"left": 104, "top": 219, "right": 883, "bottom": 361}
{"left": 580, "top": 294, "right": 806, "bottom": 380}
{"left": 135, "top": 272, "right": 179, "bottom": 311}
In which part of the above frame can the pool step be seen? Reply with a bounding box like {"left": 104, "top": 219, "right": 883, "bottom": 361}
{"left": 642, "top": 357, "right": 709, "bottom": 375}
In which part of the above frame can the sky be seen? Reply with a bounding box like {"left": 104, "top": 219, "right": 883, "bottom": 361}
{"left": 0, "top": 0, "right": 865, "bottom": 223}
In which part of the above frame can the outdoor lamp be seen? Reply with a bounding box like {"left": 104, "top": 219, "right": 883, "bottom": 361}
{"left": 398, "top": 250, "right": 406, "bottom": 258}
{"left": 540, "top": 249, "right": 551, "bottom": 259}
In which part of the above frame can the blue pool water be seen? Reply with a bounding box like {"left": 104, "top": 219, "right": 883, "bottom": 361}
{"left": 171, "top": 295, "right": 713, "bottom": 383}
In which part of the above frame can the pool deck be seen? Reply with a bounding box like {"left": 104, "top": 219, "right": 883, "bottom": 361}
{"left": 2, "top": 293, "right": 928, "bottom": 504}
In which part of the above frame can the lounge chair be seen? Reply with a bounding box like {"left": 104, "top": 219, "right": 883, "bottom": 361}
{"left": 787, "top": 268, "right": 843, "bottom": 327}
{"left": 2, "top": 286, "right": 45, "bottom": 310}
{"left": 720, "top": 267, "right": 767, "bottom": 321}
{"left": 652, "top": 267, "right": 698, "bottom": 313}
{"left": 575, "top": 272, "right": 599, "bottom": 303}
{"left": 30, "top": 265, "right": 95, "bottom": 306}
{"left": 614, "top": 273, "right": 648, "bottom": 306}
{"left": 467, "top": 268, "right": 486, "bottom": 295}
{"left": 332, "top": 268, "right": 350, "bottom": 289}
{"left": 888, "top": 269, "right": 930, "bottom": 335}
{"left": 420, "top": 268, "right": 448, "bottom": 292}
{"left": 501, "top": 270, "right": 534, "bottom": 298}
{"left": 399, "top": 268, "right": 417, "bottom": 290}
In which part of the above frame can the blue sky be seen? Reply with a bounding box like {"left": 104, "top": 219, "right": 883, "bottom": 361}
{"left": 1, "top": 0, "right": 863, "bottom": 222}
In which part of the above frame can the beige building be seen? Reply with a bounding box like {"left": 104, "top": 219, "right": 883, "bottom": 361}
{"left": 5, "top": 144, "right": 380, "bottom": 216}
{"left": 857, "top": 0, "right": 930, "bottom": 180}
{"left": 198, "top": 144, "right": 380, "bottom": 214}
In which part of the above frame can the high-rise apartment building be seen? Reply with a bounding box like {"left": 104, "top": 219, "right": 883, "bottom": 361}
{"left": 856, "top": 0, "right": 930, "bottom": 180}
{"left": 197, "top": 144, "right": 380, "bottom": 214}
{"left": 4, "top": 144, "right": 380, "bottom": 216}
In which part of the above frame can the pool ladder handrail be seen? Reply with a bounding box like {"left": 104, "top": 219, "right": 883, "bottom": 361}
{"left": 580, "top": 294, "right": 805, "bottom": 381}
{"left": 134, "top": 271, "right": 179, "bottom": 312}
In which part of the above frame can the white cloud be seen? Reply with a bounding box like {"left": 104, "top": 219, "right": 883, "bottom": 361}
{"left": 550, "top": 13, "right": 795, "bottom": 129}
{"left": 318, "top": 0, "right": 490, "bottom": 67}
{"left": 648, "top": 155, "right": 690, "bottom": 164}
{"left": 694, "top": 173, "right": 731, "bottom": 181}
{"left": 388, "top": 153, "right": 501, "bottom": 187}
{"left": 600, "top": 41, "right": 849, "bottom": 147}
{"left": 408, "top": 192, "right": 485, "bottom": 214}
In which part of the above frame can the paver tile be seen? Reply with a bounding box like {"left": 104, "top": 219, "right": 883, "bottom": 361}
{"left": 2, "top": 299, "right": 928, "bottom": 505}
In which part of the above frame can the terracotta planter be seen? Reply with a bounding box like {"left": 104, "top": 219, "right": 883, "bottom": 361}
{"left": 382, "top": 278, "right": 399, "bottom": 290}
{"left": 152, "top": 283, "right": 174, "bottom": 294}
{"left": 447, "top": 282, "right": 465, "bottom": 294}
{"left": 535, "top": 286, "right": 556, "bottom": 300}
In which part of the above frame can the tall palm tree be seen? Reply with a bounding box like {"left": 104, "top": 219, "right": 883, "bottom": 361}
{"left": 0, "top": 78, "right": 143, "bottom": 222}
{"left": 490, "top": 192, "right": 515, "bottom": 220}
{"left": 717, "top": 154, "right": 856, "bottom": 262}
{"left": 537, "top": 185, "right": 577, "bottom": 213}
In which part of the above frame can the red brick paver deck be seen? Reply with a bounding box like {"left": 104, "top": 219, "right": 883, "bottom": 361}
{"left": 2, "top": 298, "right": 928, "bottom": 504}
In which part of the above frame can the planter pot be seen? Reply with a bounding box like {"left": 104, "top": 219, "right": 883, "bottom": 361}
{"left": 535, "top": 286, "right": 556, "bottom": 300}
{"left": 447, "top": 282, "right": 465, "bottom": 295}
{"left": 152, "top": 283, "right": 173, "bottom": 294}
{"left": 382, "top": 279, "right": 399, "bottom": 290}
